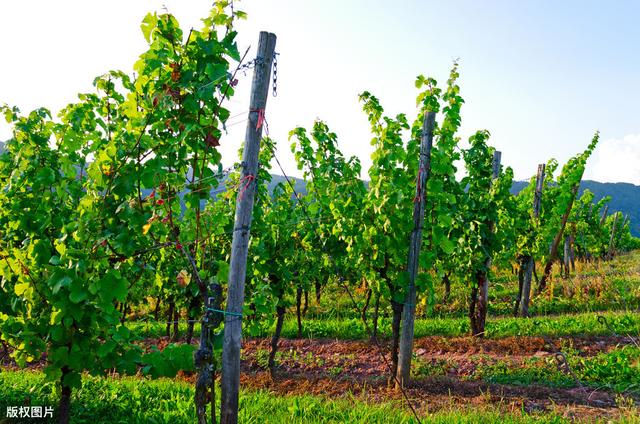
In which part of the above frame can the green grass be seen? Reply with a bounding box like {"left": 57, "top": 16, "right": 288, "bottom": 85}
{"left": 436, "top": 253, "right": 640, "bottom": 318}
{"left": 475, "top": 346, "right": 640, "bottom": 394}
{"left": 298, "top": 252, "right": 640, "bottom": 321}
{"left": 128, "top": 253, "right": 640, "bottom": 343}
{"left": 0, "top": 370, "right": 580, "bottom": 423}
{"left": 132, "top": 254, "right": 640, "bottom": 334}
{"left": 129, "top": 310, "right": 640, "bottom": 341}
{"left": 409, "top": 344, "right": 640, "bottom": 396}
{"left": 475, "top": 357, "right": 576, "bottom": 389}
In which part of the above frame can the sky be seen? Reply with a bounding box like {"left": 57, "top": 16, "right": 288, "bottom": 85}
{"left": 0, "top": 0, "right": 639, "bottom": 184}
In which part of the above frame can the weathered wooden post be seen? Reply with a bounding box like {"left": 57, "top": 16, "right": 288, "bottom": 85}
{"left": 516, "top": 163, "right": 544, "bottom": 317}
{"left": 220, "top": 31, "right": 277, "bottom": 424}
{"left": 620, "top": 214, "right": 630, "bottom": 253}
{"left": 569, "top": 231, "right": 576, "bottom": 272}
{"left": 607, "top": 212, "right": 619, "bottom": 260}
{"left": 470, "top": 151, "right": 501, "bottom": 337}
{"left": 600, "top": 204, "right": 609, "bottom": 226}
{"left": 563, "top": 235, "right": 571, "bottom": 278}
{"left": 579, "top": 204, "right": 594, "bottom": 262}
{"left": 620, "top": 214, "right": 629, "bottom": 238}
{"left": 537, "top": 182, "right": 580, "bottom": 293}
{"left": 396, "top": 111, "right": 436, "bottom": 389}
{"left": 622, "top": 214, "right": 630, "bottom": 232}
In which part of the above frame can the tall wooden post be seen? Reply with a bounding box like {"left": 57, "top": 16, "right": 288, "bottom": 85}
{"left": 470, "top": 151, "right": 501, "bottom": 337}
{"left": 622, "top": 214, "right": 630, "bottom": 230}
{"left": 491, "top": 151, "right": 501, "bottom": 179}
{"left": 569, "top": 230, "right": 576, "bottom": 271}
{"left": 621, "top": 214, "right": 630, "bottom": 253}
{"left": 563, "top": 235, "right": 571, "bottom": 278}
{"left": 533, "top": 165, "right": 545, "bottom": 220}
{"left": 483, "top": 151, "right": 501, "bottom": 307}
{"left": 537, "top": 183, "right": 580, "bottom": 293}
{"left": 396, "top": 111, "right": 435, "bottom": 388}
{"left": 580, "top": 203, "right": 594, "bottom": 261}
{"left": 607, "top": 212, "right": 619, "bottom": 260}
{"left": 220, "top": 31, "right": 277, "bottom": 424}
{"left": 600, "top": 204, "right": 609, "bottom": 226}
{"left": 516, "top": 163, "right": 544, "bottom": 317}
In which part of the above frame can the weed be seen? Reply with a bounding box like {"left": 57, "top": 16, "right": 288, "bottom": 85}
{"left": 328, "top": 366, "right": 344, "bottom": 377}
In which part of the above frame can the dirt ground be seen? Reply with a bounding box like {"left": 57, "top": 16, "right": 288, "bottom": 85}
{"left": 210, "top": 335, "right": 638, "bottom": 420}
{"left": 3, "top": 334, "right": 638, "bottom": 421}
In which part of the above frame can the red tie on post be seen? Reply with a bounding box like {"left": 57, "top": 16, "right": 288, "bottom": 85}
{"left": 251, "top": 108, "right": 265, "bottom": 130}
{"left": 238, "top": 174, "right": 256, "bottom": 201}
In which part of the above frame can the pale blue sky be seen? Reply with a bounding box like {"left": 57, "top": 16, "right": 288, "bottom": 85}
{"left": 1, "top": 1, "right": 638, "bottom": 183}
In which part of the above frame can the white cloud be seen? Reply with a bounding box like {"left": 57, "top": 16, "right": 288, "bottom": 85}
{"left": 584, "top": 134, "right": 640, "bottom": 185}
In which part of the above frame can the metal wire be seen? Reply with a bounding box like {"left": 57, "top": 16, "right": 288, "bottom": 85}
{"left": 236, "top": 52, "right": 279, "bottom": 98}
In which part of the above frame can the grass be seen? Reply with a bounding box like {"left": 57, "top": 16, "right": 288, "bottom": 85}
{"left": 475, "top": 357, "right": 576, "bottom": 389}
{"left": 128, "top": 252, "right": 640, "bottom": 343}
{"left": 297, "top": 252, "right": 640, "bottom": 321}
{"left": 412, "top": 345, "right": 640, "bottom": 399}
{"left": 409, "top": 345, "right": 640, "bottom": 395}
{"left": 128, "top": 309, "right": 640, "bottom": 341}
{"left": 476, "top": 346, "right": 640, "bottom": 394}
{"left": 0, "top": 370, "right": 582, "bottom": 423}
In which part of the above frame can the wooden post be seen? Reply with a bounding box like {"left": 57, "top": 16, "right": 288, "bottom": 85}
{"left": 220, "top": 31, "right": 277, "bottom": 424}
{"left": 517, "top": 163, "right": 544, "bottom": 317}
{"left": 621, "top": 214, "right": 630, "bottom": 253}
{"left": 491, "top": 151, "right": 501, "bottom": 179}
{"left": 483, "top": 151, "right": 501, "bottom": 305}
{"left": 600, "top": 204, "right": 609, "bottom": 226}
{"left": 569, "top": 231, "right": 576, "bottom": 271}
{"left": 537, "top": 183, "right": 580, "bottom": 293}
{"left": 607, "top": 212, "right": 619, "bottom": 260}
{"left": 563, "top": 235, "right": 571, "bottom": 278}
{"left": 581, "top": 206, "right": 592, "bottom": 262}
{"left": 622, "top": 214, "right": 630, "bottom": 230}
{"left": 396, "top": 111, "right": 435, "bottom": 389}
{"left": 195, "top": 283, "right": 222, "bottom": 424}
{"left": 532, "top": 164, "right": 544, "bottom": 222}
{"left": 470, "top": 151, "right": 501, "bottom": 336}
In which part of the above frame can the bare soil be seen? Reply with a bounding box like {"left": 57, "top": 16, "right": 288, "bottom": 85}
{"left": 3, "top": 334, "right": 638, "bottom": 421}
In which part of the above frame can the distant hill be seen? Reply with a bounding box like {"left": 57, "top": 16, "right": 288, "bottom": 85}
{"left": 511, "top": 180, "right": 639, "bottom": 237}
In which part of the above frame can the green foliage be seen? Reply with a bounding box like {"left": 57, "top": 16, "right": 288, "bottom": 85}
{"left": 538, "top": 134, "right": 599, "bottom": 262}
{"left": 457, "top": 131, "right": 514, "bottom": 278}
{"left": 242, "top": 138, "right": 302, "bottom": 334}
{"left": 0, "top": 3, "right": 241, "bottom": 403}
{"left": 424, "top": 64, "right": 465, "bottom": 308}
{"left": 142, "top": 343, "right": 196, "bottom": 378}
{"left": 289, "top": 119, "right": 367, "bottom": 322}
